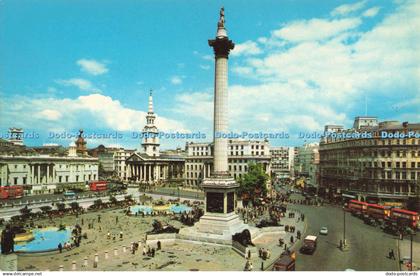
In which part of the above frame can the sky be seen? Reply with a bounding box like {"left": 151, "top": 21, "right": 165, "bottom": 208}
{"left": 0, "top": 0, "right": 419, "bottom": 150}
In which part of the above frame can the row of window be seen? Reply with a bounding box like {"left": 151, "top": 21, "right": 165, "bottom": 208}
{"left": 2, "top": 173, "right": 98, "bottom": 185}
{"left": 6, "top": 164, "right": 97, "bottom": 170}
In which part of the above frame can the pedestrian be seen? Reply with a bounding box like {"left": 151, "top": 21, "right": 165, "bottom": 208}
{"left": 157, "top": 240, "right": 161, "bottom": 250}
{"left": 116, "top": 216, "right": 119, "bottom": 224}
{"left": 58, "top": 243, "right": 63, "bottom": 253}
{"left": 120, "top": 231, "right": 123, "bottom": 239}
{"left": 258, "top": 247, "right": 262, "bottom": 258}
{"left": 290, "top": 236, "right": 294, "bottom": 244}
{"left": 339, "top": 240, "right": 343, "bottom": 249}
{"left": 98, "top": 214, "right": 101, "bottom": 223}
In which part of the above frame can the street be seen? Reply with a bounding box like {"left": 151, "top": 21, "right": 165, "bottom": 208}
{"left": 289, "top": 194, "right": 400, "bottom": 271}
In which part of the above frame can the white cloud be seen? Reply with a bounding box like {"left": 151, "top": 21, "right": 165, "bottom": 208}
{"left": 225, "top": 0, "right": 419, "bottom": 136}
{"left": 202, "top": 55, "right": 213, "bottom": 61}
{"left": 272, "top": 18, "right": 362, "bottom": 43}
{"left": 231, "top": 41, "right": 262, "bottom": 56}
{"left": 174, "top": 92, "right": 213, "bottom": 121}
{"left": 3, "top": 93, "right": 188, "bottom": 133}
{"left": 77, "top": 59, "right": 109, "bottom": 75}
{"left": 363, "top": 7, "right": 381, "bottom": 17}
{"left": 57, "top": 78, "right": 101, "bottom": 93}
{"left": 331, "top": 0, "right": 366, "bottom": 17}
{"left": 200, "top": 64, "right": 210, "bottom": 70}
{"left": 170, "top": 76, "right": 183, "bottom": 85}
{"left": 36, "top": 109, "right": 62, "bottom": 121}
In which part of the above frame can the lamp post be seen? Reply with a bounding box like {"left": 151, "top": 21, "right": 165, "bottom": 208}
{"left": 343, "top": 206, "right": 346, "bottom": 248}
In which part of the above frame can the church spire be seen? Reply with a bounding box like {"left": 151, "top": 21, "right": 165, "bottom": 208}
{"left": 148, "top": 89, "right": 154, "bottom": 113}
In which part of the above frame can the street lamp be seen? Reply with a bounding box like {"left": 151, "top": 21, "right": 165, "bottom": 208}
{"left": 407, "top": 228, "right": 415, "bottom": 271}
{"left": 343, "top": 206, "right": 346, "bottom": 248}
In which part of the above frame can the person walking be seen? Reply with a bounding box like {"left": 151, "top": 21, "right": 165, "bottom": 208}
{"left": 58, "top": 243, "right": 63, "bottom": 253}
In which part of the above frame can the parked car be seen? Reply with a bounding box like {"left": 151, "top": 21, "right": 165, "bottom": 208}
{"left": 319, "top": 227, "right": 328, "bottom": 235}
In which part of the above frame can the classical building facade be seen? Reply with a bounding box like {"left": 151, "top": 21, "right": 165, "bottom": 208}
{"left": 270, "top": 146, "right": 294, "bottom": 180}
{"left": 125, "top": 92, "right": 184, "bottom": 185}
{"left": 0, "top": 144, "right": 98, "bottom": 195}
{"left": 184, "top": 140, "right": 271, "bottom": 188}
{"left": 294, "top": 143, "right": 320, "bottom": 188}
{"left": 114, "top": 148, "right": 136, "bottom": 180}
{"left": 319, "top": 118, "right": 420, "bottom": 208}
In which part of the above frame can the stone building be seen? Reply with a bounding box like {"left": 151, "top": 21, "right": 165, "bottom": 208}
{"left": 270, "top": 146, "right": 294, "bottom": 181}
{"left": 319, "top": 117, "right": 420, "bottom": 208}
{"left": 125, "top": 92, "right": 184, "bottom": 185}
{"left": 294, "top": 143, "right": 320, "bottom": 189}
{"left": 184, "top": 140, "right": 271, "bottom": 188}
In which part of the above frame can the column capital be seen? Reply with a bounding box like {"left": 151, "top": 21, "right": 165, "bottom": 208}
{"left": 208, "top": 37, "right": 235, "bottom": 58}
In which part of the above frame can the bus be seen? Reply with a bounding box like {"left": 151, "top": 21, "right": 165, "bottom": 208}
{"left": 89, "top": 181, "right": 108, "bottom": 192}
{"left": 367, "top": 204, "right": 391, "bottom": 220}
{"left": 63, "top": 190, "right": 76, "bottom": 199}
{"left": 0, "top": 186, "right": 24, "bottom": 199}
{"left": 347, "top": 200, "right": 368, "bottom": 216}
{"left": 390, "top": 208, "right": 419, "bottom": 229}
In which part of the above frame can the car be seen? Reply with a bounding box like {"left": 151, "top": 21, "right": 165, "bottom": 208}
{"left": 319, "top": 227, "right": 328, "bottom": 235}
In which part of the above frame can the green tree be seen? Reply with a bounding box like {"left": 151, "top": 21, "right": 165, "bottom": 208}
{"left": 19, "top": 206, "right": 32, "bottom": 219}
{"left": 238, "top": 163, "right": 269, "bottom": 204}
{"left": 69, "top": 202, "right": 80, "bottom": 211}
{"left": 94, "top": 199, "right": 103, "bottom": 207}
{"left": 56, "top": 203, "right": 66, "bottom": 212}
{"left": 40, "top": 206, "right": 52, "bottom": 214}
{"left": 109, "top": 195, "right": 118, "bottom": 205}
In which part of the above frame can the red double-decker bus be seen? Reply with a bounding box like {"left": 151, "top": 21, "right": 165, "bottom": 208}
{"left": 347, "top": 200, "right": 368, "bottom": 213}
{"left": 0, "top": 186, "right": 24, "bottom": 199}
{"left": 390, "top": 208, "right": 419, "bottom": 229}
{"left": 367, "top": 203, "right": 390, "bottom": 220}
{"left": 89, "top": 181, "right": 108, "bottom": 192}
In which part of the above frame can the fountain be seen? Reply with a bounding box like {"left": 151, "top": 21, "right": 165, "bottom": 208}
{"left": 14, "top": 227, "right": 71, "bottom": 253}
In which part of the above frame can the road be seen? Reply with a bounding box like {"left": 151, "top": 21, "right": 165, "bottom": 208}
{"left": 288, "top": 194, "right": 400, "bottom": 271}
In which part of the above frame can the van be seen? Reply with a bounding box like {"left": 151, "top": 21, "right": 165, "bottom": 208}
{"left": 300, "top": 235, "right": 317, "bottom": 255}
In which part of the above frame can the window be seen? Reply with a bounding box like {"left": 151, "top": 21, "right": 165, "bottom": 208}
{"left": 411, "top": 172, "right": 416, "bottom": 180}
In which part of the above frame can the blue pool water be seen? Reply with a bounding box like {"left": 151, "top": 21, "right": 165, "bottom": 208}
{"left": 15, "top": 228, "right": 71, "bottom": 253}
{"left": 130, "top": 205, "right": 153, "bottom": 215}
{"left": 170, "top": 204, "right": 192, "bottom": 214}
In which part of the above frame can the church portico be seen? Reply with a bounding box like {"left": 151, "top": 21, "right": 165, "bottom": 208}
{"left": 126, "top": 91, "right": 185, "bottom": 187}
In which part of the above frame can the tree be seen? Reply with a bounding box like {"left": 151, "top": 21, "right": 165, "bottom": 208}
{"left": 56, "top": 203, "right": 66, "bottom": 212}
{"left": 40, "top": 206, "right": 52, "bottom": 214}
{"left": 19, "top": 206, "right": 32, "bottom": 219}
{"left": 69, "top": 202, "right": 80, "bottom": 211}
{"left": 109, "top": 195, "right": 118, "bottom": 205}
{"left": 238, "top": 163, "right": 269, "bottom": 205}
{"left": 94, "top": 199, "right": 103, "bottom": 207}
{"left": 124, "top": 195, "right": 132, "bottom": 202}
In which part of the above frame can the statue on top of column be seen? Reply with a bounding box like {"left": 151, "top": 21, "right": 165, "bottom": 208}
{"left": 218, "top": 7, "right": 225, "bottom": 28}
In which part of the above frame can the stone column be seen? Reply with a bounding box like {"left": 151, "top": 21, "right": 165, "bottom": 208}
{"left": 139, "top": 165, "right": 142, "bottom": 181}
{"left": 37, "top": 165, "right": 41, "bottom": 184}
{"left": 46, "top": 165, "right": 50, "bottom": 184}
{"left": 148, "top": 165, "right": 152, "bottom": 182}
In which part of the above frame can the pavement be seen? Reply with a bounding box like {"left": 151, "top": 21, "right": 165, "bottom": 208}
{"left": 288, "top": 193, "right": 401, "bottom": 271}
{"left": 398, "top": 234, "right": 420, "bottom": 271}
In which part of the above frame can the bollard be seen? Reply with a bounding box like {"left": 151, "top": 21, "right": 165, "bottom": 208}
{"left": 93, "top": 253, "right": 99, "bottom": 268}
{"left": 114, "top": 248, "right": 118, "bottom": 256}
{"left": 83, "top": 257, "right": 88, "bottom": 267}
{"left": 59, "top": 265, "right": 64, "bottom": 271}
{"left": 123, "top": 245, "right": 126, "bottom": 253}
{"left": 105, "top": 251, "right": 109, "bottom": 259}
{"left": 72, "top": 260, "right": 76, "bottom": 271}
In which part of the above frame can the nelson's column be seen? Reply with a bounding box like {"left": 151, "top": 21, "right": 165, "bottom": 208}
{"left": 179, "top": 8, "right": 251, "bottom": 242}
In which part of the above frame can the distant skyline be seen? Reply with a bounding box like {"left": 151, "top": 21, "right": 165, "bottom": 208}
{"left": 0, "top": 0, "right": 419, "bottom": 150}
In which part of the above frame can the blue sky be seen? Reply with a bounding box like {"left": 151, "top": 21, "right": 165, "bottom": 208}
{"left": 0, "top": 0, "right": 419, "bottom": 150}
